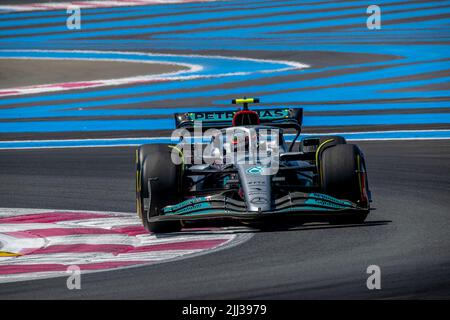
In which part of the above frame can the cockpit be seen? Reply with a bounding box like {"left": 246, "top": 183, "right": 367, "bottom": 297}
{"left": 205, "top": 126, "right": 287, "bottom": 164}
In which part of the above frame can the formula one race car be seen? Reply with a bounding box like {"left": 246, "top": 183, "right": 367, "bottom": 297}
{"left": 136, "top": 98, "right": 371, "bottom": 233}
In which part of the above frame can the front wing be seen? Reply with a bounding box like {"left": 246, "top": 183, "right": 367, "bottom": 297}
{"left": 150, "top": 192, "right": 368, "bottom": 224}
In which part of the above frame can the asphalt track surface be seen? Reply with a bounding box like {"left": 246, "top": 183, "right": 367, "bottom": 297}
{"left": 0, "top": 140, "right": 449, "bottom": 299}
{"left": 0, "top": 59, "right": 186, "bottom": 89}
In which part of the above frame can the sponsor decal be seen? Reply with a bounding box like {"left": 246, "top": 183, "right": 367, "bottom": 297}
{"left": 308, "top": 193, "right": 353, "bottom": 207}
{"left": 250, "top": 197, "right": 268, "bottom": 205}
{"left": 173, "top": 202, "right": 212, "bottom": 215}
{"left": 186, "top": 109, "right": 290, "bottom": 122}
{"left": 246, "top": 166, "right": 264, "bottom": 175}
{"left": 163, "top": 197, "right": 212, "bottom": 215}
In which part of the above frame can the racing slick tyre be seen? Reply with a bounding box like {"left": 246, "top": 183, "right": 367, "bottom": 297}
{"left": 318, "top": 135, "right": 346, "bottom": 146}
{"left": 136, "top": 144, "right": 182, "bottom": 233}
{"left": 314, "top": 135, "right": 347, "bottom": 157}
{"left": 320, "top": 144, "right": 369, "bottom": 224}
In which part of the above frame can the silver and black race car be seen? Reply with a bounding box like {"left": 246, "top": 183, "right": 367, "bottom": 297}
{"left": 136, "top": 98, "right": 371, "bottom": 233}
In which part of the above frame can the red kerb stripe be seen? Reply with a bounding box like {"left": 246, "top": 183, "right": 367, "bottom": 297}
{"left": 0, "top": 212, "right": 115, "bottom": 224}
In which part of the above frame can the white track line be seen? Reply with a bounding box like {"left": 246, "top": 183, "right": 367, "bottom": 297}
{"left": 0, "top": 49, "right": 308, "bottom": 96}
{"left": 0, "top": 0, "right": 221, "bottom": 12}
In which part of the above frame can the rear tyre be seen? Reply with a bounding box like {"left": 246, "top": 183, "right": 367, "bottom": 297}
{"left": 136, "top": 144, "right": 182, "bottom": 233}
{"left": 320, "top": 144, "right": 369, "bottom": 224}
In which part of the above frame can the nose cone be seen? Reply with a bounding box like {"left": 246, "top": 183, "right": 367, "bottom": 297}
{"left": 237, "top": 164, "right": 272, "bottom": 212}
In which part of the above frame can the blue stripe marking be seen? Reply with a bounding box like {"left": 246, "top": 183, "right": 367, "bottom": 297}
{"left": 0, "top": 0, "right": 448, "bottom": 136}
{"left": 1, "top": 114, "right": 449, "bottom": 133}
{"left": 1, "top": 101, "right": 450, "bottom": 120}
{"left": 0, "top": 0, "right": 414, "bottom": 30}
{"left": 0, "top": 48, "right": 447, "bottom": 108}
{"left": 1, "top": 130, "right": 450, "bottom": 150}
{"left": 2, "top": 1, "right": 446, "bottom": 39}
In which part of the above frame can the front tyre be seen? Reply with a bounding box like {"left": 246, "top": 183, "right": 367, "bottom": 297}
{"left": 320, "top": 144, "right": 369, "bottom": 224}
{"left": 136, "top": 144, "right": 182, "bottom": 233}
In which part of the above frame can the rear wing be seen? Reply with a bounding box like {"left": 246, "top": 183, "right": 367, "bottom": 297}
{"left": 174, "top": 107, "right": 303, "bottom": 131}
